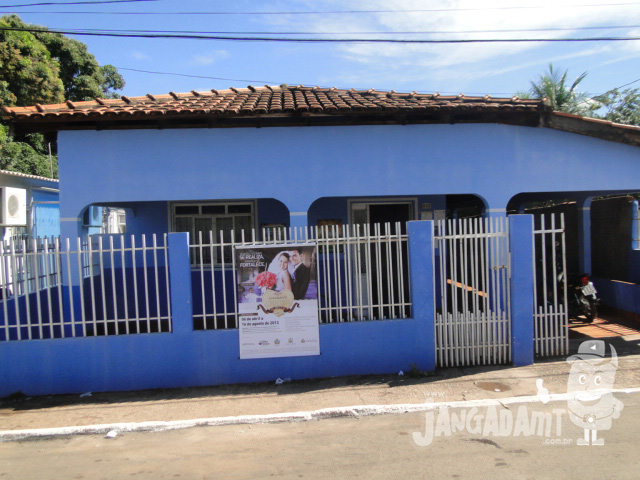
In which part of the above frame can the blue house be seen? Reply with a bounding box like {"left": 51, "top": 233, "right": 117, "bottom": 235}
{"left": 1, "top": 86, "right": 639, "bottom": 396}
{"left": 0, "top": 169, "right": 59, "bottom": 241}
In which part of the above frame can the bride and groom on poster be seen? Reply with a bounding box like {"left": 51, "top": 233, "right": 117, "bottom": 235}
{"left": 268, "top": 247, "right": 311, "bottom": 301}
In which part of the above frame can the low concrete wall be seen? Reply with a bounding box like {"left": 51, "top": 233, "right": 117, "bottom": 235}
{"left": 0, "top": 318, "right": 427, "bottom": 397}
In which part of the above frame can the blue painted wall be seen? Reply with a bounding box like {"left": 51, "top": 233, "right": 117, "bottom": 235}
{"left": 0, "top": 320, "right": 429, "bottom": 396}
{"left": 594, "top": 278, "right": 640, "bottom": 315}
{"left": 57, "top": 124, "right": 640, "bottom": 239}
{"left": 31, "top": 189, "right": 60, "bottom": 238}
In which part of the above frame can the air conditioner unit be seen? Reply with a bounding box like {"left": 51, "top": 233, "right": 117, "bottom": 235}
{"left": 1, "top": 187, "right": 27, "bottom": 226}
{"left": 83, "top": 206, "right": 103, "bottom": 227}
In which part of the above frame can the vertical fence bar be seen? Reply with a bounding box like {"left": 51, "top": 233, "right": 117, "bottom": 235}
{"left": 65, "top": 238, "right": 75, "bottom": 335}
{"left": 142, "top": 234, "right": 150, "bottom": 332}
{"left": 365, "top": 224, "right": 374, "bottom": 321}
{"left": 54, "top": 238, "right": 64, "bottom": 338}
{"left": 153, "top": 234, "right": 162, "bottom": 330}
{"left": 540, "top": 215, "right": 548, "bottom": 357}
{"left": 197, "top": 231, "right": 205, "bottom": 327}
{"left": 231, "top": 230, "right": 239, "bottom": 328}
{"left": 450, "top": 220, "right": 460, "bottom": 365}
{"left": 548, "top": 215, "right": 556, "bottom": 355}
{"left": 470, "top": 218, "right": 480, "bottom": 364}
{"left": 354, "top": 224, "right": 364, "bottom": 322}
{"left": 220, "top": 229, "right": 229, "bottom": 329}
{"left": 344, "top": 225, "right": 354, "bottom": 322}
{"left": 76, "top": 238, "right": 87, "bottom": 335}
{"left": 374, "top": 223, "right": 384, "bottom": 320}
{"left": 97, "top": 236, "right": 108, "bottom": 328}
{"left": 396, "top": 222, "right": 406, "bottom": 318}
{"left": 332, "top": 225, "right": 342, "bottom": 322}
{"left": 88, "top": 237, "right": 98, "bottom": 333}
{"left": 9, "top": 239, "right": 21, "bottom": 340}
{"left": 120, "top": 235, "right": 130, "bottom": 334}
{"left": 43, "top": 238, "right": 54, "bottom": 339}
{"left": 131, "top": 235, "right": 139, "bottom": 330}
{"left": 109, "top": 236, "right": 119, "bottom": 334}
{"left": 561, "top": 213, "right": 568, "bottom": 355}
{"left": 209, "top": 231, "right": 218, "bottom": 329}
{"left": 321, "top": 225, "right": 331, "bottom": 322}
{"left": 19, "top": 239, "right": 32, "bottom": 340}
{"left": 0, "top": 244, "right": 9, "bottom": 340}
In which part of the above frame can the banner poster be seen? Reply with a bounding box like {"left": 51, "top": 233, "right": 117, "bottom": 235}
{"left": 235, "top": 243, "right": 320, "bottom": 360}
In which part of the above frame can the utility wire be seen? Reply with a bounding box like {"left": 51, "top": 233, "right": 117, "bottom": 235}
{"left": 2, "top": 2, "right": 640, "bottom": 14}
{"left": 43, "top": 24, "right": 640, "bottom": 35}
{"left": 117, "top": 67, "right": 282, "bottom": 86}
{"left": 115, "top": 67, "right": 640, "bottom": 98}
{"left": 1, "top": 26, "right": 640, "bottom": 42}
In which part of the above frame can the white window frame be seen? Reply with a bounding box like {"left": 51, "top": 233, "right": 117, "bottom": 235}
{"left": 347, "top": 198, "right": 418, "bottom": 227}
{"left": 171, "top": 201, "right": 256, "bottom": 266}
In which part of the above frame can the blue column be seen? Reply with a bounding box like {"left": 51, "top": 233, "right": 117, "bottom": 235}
{"left": 407, "top": 220, "right": 436, "bottom": 372}
{"left": 167, "top": 232, "right": 193, "bottom": 335}
{"left": 509, "top": 215, "right": 534, "bottom": 366}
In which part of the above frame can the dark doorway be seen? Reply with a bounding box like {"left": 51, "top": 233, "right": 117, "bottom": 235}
{"left": 366, "top": 203, "right": 412, "bottom": 319}
{"left": 368, "top": 203, "right": 411, "bottom": 234}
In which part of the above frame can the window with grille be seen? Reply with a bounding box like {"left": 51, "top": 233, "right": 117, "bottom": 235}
{"left": 172, "top": 202, "right": 254, "bottom": 266}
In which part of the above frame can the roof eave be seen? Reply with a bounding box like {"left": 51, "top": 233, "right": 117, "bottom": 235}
{"left": 542, "top": 112, "right": 640, "bottom": 148}
{"left": 5, "top": 108, "right": 543, "bottom": 134}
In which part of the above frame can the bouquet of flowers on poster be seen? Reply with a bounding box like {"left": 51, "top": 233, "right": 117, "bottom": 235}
{"left": 235, "top": 243, "right": 320, "bottom": 359}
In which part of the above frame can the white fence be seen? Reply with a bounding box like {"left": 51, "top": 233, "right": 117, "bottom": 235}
{"left": 434, "top": 218, "right": 511, "bottom": 367}
{"left": 189, "top": 223, "right": 411, "bottom": 329}
{"left": 533, "top": 213, "right": 569, "bottom": 357}
{"left": 0, "top": 234, "right": 171, "bottom": 341}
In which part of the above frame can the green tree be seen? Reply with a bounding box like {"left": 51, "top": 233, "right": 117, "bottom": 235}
{"left": 593, "top": 88, "right": 640, "bottom": 126}
{"left": 0, "top": 125, "right": 57, "bottom": 178}
{"left": 0, "top": 16, "right": 64, "bottom": 107}
{"left": 0, "top": 15, "right": 125, "bottom": 177}
{"left": 0, "top": 15, "right": 124, "bottom": 104}
{"left": 523, "top": 64, "right": 594, "bottom": 115}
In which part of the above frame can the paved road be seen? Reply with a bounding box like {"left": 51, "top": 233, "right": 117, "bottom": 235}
{"left": 2, "top": 392, "right": 638, "bottom": 480}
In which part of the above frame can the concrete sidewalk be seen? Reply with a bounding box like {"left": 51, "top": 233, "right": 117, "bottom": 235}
{"left": 2, "top": 348, "right": 639, "bottom": 434}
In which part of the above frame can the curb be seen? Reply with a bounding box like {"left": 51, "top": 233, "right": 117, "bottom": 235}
{"left": 2, "top": 387, "right": 639, "bottom": 442}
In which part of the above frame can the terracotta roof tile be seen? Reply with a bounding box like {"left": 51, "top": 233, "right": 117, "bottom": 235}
{"left": 2, "top": 85, "right": 544, "bottom": 123}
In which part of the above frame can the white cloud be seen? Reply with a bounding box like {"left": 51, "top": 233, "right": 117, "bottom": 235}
{"left": 130, "top": 51, "right": 150, "bottom": 60}
{"left": 192, "top": 50, "right": 230, "bottom": 66}
{"left": 272, "top": 0, "right": 640, "bottom": 83}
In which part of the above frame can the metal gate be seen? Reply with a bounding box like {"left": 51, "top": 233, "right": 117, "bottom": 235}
{"left": 434, "top": 218, "right": 511, "bottom": 367}
{"left": 533, "top": 213, "right": 569, "bottom": 357}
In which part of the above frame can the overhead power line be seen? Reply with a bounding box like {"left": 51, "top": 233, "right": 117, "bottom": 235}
{"left": 115, "top": 66, "right": 507, "bottom": 95}
{"left": 43, "top": 24, "right": 640, "bottom": 36}
{"left": 117, "top": 67, "right": 282, "bottom": 86}
{"left": 2, "top": 2, "right": 640, "bottom": 14}
{"left": 1, "top": 26, "right": 640, "bottom": 43}
{"left": 116, "top": 67, "right": 640, "bottom": 98}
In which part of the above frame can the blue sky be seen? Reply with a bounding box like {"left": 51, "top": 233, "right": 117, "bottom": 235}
{"left": 4, "top": 0, "right": 640, "bottom": 99}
